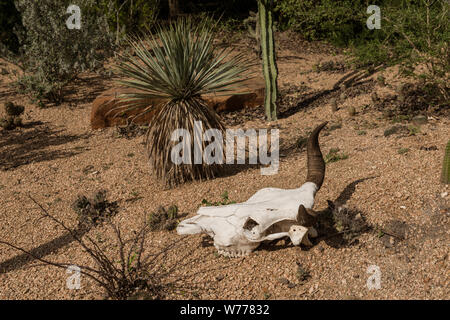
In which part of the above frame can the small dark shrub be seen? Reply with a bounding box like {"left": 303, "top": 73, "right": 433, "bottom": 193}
{"left": 4, "top": 101, "right": 24, "bottom": 116}
{"left": 0, "top": 101, "right": 25, "bottom": 130}
{"left": 72, "top": 190, "right": 118, "bottom": 226}
{"left": 148, "top": 205, "right": 179, "bottom": 231}
{"left": 323, "top": 201, "right": 370, "bottom": 244}
{"left": 383, "top": 125, "right": 407, "bottom": 137}
{"left": 296, "top": 262, "right": 311, "bottom": 283}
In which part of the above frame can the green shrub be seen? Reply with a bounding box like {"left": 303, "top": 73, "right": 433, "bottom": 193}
{"left": 276, "top": 0, "right": 449, "bottom": 99}
{"left": 201, "top": 191, "right": 236, "bottom": 207}
{"left": 350, "top": 0, "right": 449, "bottom": 102}
{"left": 100, "top": 0, "right": 160, "bottom": 43}
{"left": 382, "top": 0, "right": 449, "bottom": 101}
{"left": 407, "top": 125, "right": 420, "bottom": 136}
{"left": 325, "top": 148, "right": 349, "bottom": 163}
{"left": 14, "top": 0, "right": 113, "bottom": 104}
{"left": 275, "top": 0, "right": 376, "bottom": 46}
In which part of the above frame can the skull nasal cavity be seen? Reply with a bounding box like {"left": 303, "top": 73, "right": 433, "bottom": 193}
{"left": 243, "top": 218, "right": 259, "bottom": 230}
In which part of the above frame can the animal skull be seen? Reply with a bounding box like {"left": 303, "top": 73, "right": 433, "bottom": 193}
{"left": 177, "top": 122, "right": 328, "bottom": 257}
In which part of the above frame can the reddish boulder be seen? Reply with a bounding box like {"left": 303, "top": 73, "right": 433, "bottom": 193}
{"left": 204, "top": 78, "right": 265, "bottom": 113}
{"left": 90, "top": 78, "right": 265, "bottom": 129}
{"left": 90, "top": 88, "right": 165, "bottom": 129}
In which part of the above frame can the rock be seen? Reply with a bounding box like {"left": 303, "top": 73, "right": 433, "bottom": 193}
{"left": 441, "top": 192, "right": 448, "bottom": 198}
{"left": 90, "top": 87, "right": 163, "bottom": 130}
{"left": 412, "top": 115, "right": 428, "bottom": 125}
{"left": 91, "top": 78, "right": 265, "bottom": 129}
{"left": 203, "top": 77, "right": 265, "bottom": 113}
{"left": 204, "top": 89, "right": 264, "bottom": 113}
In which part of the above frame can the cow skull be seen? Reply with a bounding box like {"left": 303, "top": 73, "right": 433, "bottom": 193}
{"left": 177, "top": 122, "right": 328, "bottom": 257}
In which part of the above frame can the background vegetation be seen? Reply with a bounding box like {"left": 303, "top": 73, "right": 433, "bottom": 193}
{"left": 0, "top": 0, "right": 448, "bottom": 106}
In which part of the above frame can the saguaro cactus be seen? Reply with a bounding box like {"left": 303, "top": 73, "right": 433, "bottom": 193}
{"left": 441, "top": 140, "right": 450, "bottom": 184}
{"left": 258, "top": 0, "right": 278, "bottom": 121}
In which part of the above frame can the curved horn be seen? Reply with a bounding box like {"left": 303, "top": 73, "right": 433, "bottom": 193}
{"left": 306, "top": 121, "right": 328, "bottom": 191}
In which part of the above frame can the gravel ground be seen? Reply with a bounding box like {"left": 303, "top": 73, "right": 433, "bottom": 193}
{"left": 0, "top": 34, "right": 448, "bottom": 300}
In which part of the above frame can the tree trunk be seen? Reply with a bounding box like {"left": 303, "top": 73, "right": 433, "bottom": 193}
{"left": 168, "top": 0, "right": 179, "bottom": 18}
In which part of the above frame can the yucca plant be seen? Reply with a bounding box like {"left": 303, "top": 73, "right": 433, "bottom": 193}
{"left": 114, "top": 17, "right": 251, "bottom": 187}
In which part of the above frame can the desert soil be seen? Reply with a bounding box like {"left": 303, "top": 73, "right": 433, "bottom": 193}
{"left": 0, "top": 31, "right": 448, "bottom": 300}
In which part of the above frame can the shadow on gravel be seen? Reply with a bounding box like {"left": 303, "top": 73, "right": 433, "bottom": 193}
{"left": 0, "top": 123, "right": 91, "bottom": 171}
{"left": 63, "top": 74, "right": 111, "bottom": 106}
{"left": 315, "top": 176, "right": 378, "bottom": 249}
{"left": 0, "top": 224, "right": 91, "bottom": 274}
{"left": 278, "top": 72, "right": 377, "bottom": 119}
{"left": 0, "top": 191, "right": 118, "bottom": 274}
